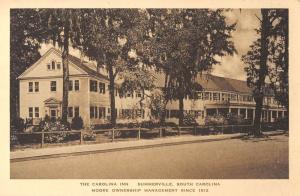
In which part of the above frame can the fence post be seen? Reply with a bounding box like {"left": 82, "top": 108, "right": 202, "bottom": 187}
{"left": 159, "top": 128, "right": 162, "bottom": 138}
{"left": 80, "top": 130, "right": 83, "bottom": 144}
{"left": 41, "top": 131, "right": 44, "bottom": 148}
{"left": 112, "top": 128, "right": 115, "bottom": 142}
{"left": 138, "top": 127, "right": 141, "bottom": 140}
{"left": 178, "top": 127, "right": 181, "bottom": 136}
{"left": 231, "top": 125, "right": 234, "bottom": 133}
{"left": 194, "top": 126, "right": 196, "bottom": 135}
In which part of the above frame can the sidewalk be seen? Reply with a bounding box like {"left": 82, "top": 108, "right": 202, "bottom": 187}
{"left": 10, "top": 130, "right": 285, "bottom": 162}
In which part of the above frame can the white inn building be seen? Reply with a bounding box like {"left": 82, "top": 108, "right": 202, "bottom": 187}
{"left": 18, "top": 48, "right": 287, "bottom": 126}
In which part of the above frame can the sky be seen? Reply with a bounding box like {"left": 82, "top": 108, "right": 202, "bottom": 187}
{"left": 40, "top": 9, "right": 261, "bottom": 81}
{"left": 211, "top": 9, "right": 260, "bottom": 80}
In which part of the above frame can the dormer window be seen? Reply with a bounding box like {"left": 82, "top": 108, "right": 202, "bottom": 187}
{"left": 47, "top": 64, "right": 51, "bottom": 70}
{"left": 57, "top": 62, "right": 61, "bottom": 69}
{"left": 51, "top": 61, "right": 55, "bottom": 70}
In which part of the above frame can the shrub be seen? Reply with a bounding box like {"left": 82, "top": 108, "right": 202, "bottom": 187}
{"left": 274, "top": 116, "right": 289, "bottom": 130}
{"left": 226, "top": 113, "right": 246, "bottom": 125}
{"left": 83, "top": 130, "right": 96, "bottom": 141}
{"left": 11, "top": 117, "right": 25, "bottom": 132}
{"left": 164, "top": 122, "right": 178, "bottom": 127}
{"left": 140, "top": 120, "right": 160, "bottom": 128}
{"left": 93, "top": 124, "right": 113, "bottom": 130}
{"left": 44, "top": 114, "right": 51, "bottom": 122}
{"left": 205, "top": 114, "right": 227, "bottom": 126}
{"left": 71, "top": 116, "right": 84, "bottom": 130}
{"left": 41, "top": 120, "right": 71, "bottom": 143}
{"left": 183, "top": 113, "right": 198, "bottom": 126}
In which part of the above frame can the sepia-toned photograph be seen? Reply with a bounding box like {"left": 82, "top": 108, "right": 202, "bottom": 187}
{"left": 9, "top": 8, "right": 289, "bottom": 180}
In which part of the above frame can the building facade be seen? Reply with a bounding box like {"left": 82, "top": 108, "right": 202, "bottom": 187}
{"left": 18, "top": 48, "right": 287, "bottom": 127}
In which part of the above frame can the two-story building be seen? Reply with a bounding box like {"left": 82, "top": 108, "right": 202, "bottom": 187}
{"left": 18, "top": 47, "right": 152, "bottom": 126}
{"left": 18, "top": 48, "right": 287, "bottom": 127}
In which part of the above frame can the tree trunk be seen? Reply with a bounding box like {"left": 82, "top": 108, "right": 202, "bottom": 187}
{"left": 253, "top": 95, "right": 263, "bottom": 135}
{"left": 108, "top": 64, "right": 116, "bottom": 126}
{"left": 178, "top": 96, "right": 184, "bottom": 126}
{"left": 252, "top": 9, "right": 269, "bottom": 136}
{"left": 61, "top": 23, "right": 70, "bottom": 124}
{"left": 160, "top": 74, "right": 169, "bottom": 126}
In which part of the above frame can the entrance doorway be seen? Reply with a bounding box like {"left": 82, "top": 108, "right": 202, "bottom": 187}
{"left": 50, "top": 109, "right": 57, "bottom": 120}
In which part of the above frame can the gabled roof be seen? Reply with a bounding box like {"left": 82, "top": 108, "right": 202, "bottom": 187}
{"left": 51, "top": 48, "right": 109, "bottom": 81}
{"left": 18, "top": 47, "right": 109, "bottom": 81}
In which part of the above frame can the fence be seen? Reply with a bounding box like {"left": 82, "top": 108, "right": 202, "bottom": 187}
{"left": 10, "top": 124, "right": 261, "bottom": 149}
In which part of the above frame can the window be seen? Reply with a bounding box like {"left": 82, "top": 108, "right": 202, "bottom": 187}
{"left": 272, "top": 111, "right": 277, "bottom": 118}
{"left": 68, "top": 107, "right": 73, "bottom": 118}
{"left": 204, "top": 92, "right": 210, "bottom": 100}
{"left": 90, "top": 80, "right": 97, "bottom": 92}
{"left": 35, "top": 107, "right": 39, "bottom": 118}
{"left": 126, "top": 92, "right": 133, "bottom": 98}
{"left": 222, "top": 93, "right": 228, "bottom": 101}
{"left": 90, "top": 106, "right": 95, "bottom": 118}
{"left": 69, "top": 80, "right": 73, "bottom": 91}
{"left": 57, "top": 62, "right": 61, "bottom": 69}
{"left": 51, "top": 61, "right": 55, "bottom": 70}
{"left": 170, "top": 110, "right": 179, "bottom": 118}
{"left": 50, "top": 81, "right": 56, "bottom": 92}
{"left": 34, "top": 82, "right": 39, "bottom": 92}
{"left": 74, "top": 107, "right": 79, "bottom": 117}
{"left": 28, "top": 82, "right": 33, "bottom": 92}
{"left": 197, "top": 92, "right": 203, "bottom": 100}
{"left": 99, "top": 82, "right": 105, "bottom": 94}
{"left": 99, "top": 107, "right": 106, "bottom": 119}
{"left": 136, "top": 92, "right": 142, "bottom": 98}
{"left": 29, "top": 107, "right": 33, "bottom": 118}
{"left": 74, "top": 80, "right": 79, "bottom": 91}
{"left": 231, "top": 94, "right": 237, "bottom": 101}
{"left": 213, "top": 93, "right": 220, "bottom": 101}
{"left": 47, "top": 64, "right": 51, "bottom": 70}
{"left": 166, "top": 110, "right": 170, "bottom": 118}
{"left": 94, "top": 107, "right": 98, "bottom": 118}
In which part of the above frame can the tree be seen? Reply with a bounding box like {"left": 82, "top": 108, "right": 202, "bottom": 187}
{"left": 79, "top": 9, "right": 149, "bottom": 126}
{"left": 147, "top": 9, "right": 236, "bottom": 125}
{"left": 10, "top": 9, "right": 41, "bottom": 125}
{"left": 268, "top": 9, "right": 288, "bottom": 110}
{"left": 242, "top": 9, "right": 288, "bottom": 136}
{"left": 38, "top": 9, "right": 82, "bottom": 123}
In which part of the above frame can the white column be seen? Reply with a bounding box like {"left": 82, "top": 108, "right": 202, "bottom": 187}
{"left": 245, "top": 109, "right": 248, "bottom": 119}
{"left": 276, "top": 111, "right": 279, "bottom": 118}
{"left": 270, "top": 110, "right": 273, "bottom": 122}
{"left": 238, "top": 108, "right": 240, "bottom": 116}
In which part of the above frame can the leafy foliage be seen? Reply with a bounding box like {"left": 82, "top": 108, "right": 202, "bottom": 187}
{"left": 78, "top": 9, "right": 150, "bottom": 126}
{"left": 37, "top": 9, "right": 83, "bottom": 123}
{"left": 242, "top": 9, "right": 288, "bottom": 135}
{"left": 10, "top": 9, "right": 41, "bottom": 125}
{"left": 146, "top": 9, "right": 236, "bottom": 125}
{"left": 71, "top": 116, "right": 84, "bottom": 130}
